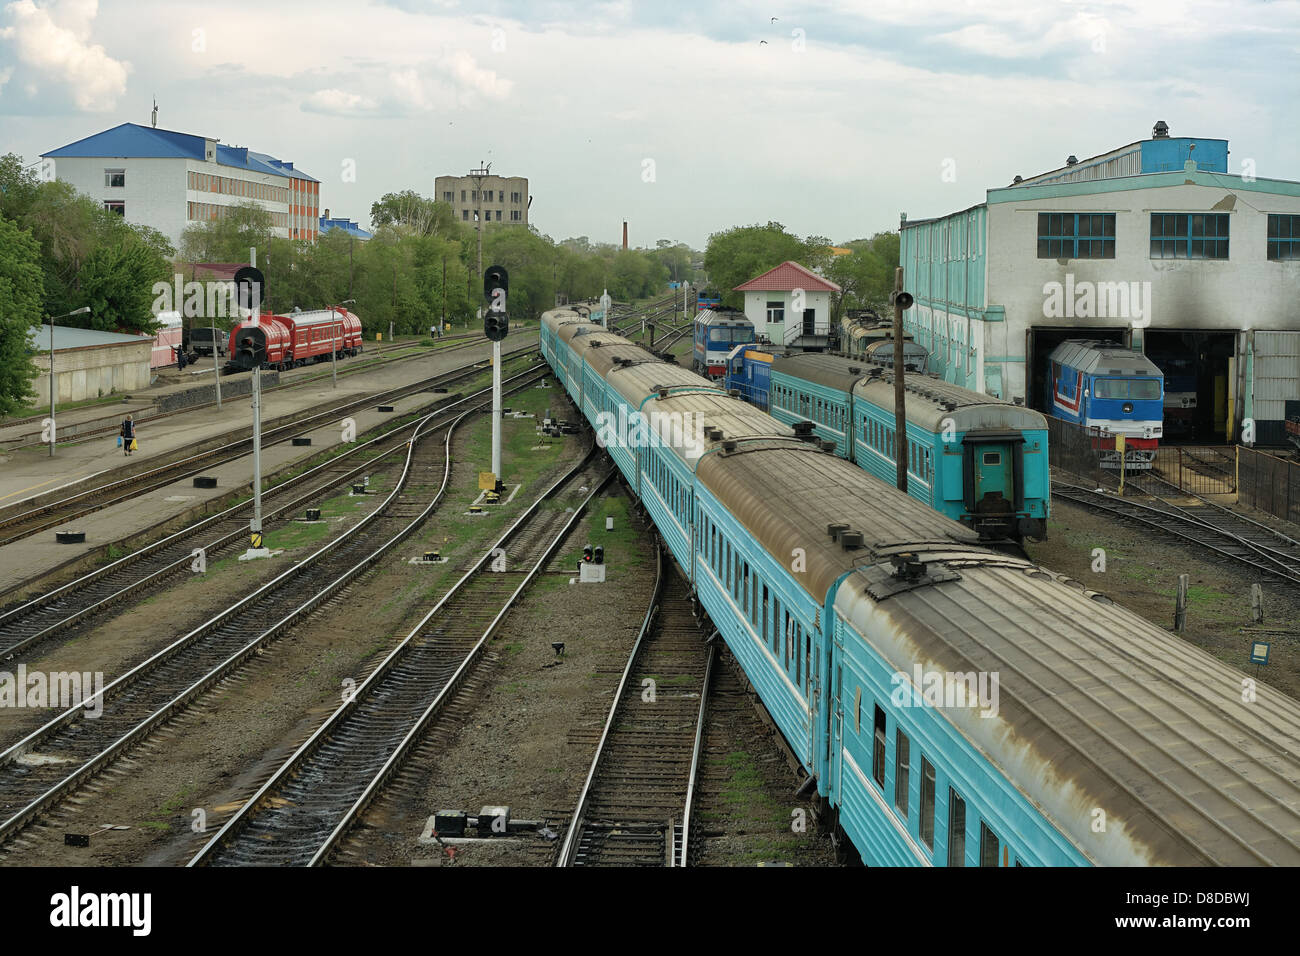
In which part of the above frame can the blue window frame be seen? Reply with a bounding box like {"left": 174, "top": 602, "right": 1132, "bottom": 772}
{"left": 1037, "top": 213, "right": 1115, "bottom": 259}
{"left": 1150, "top": 212, "right": 1229, "bottom": 259}
{"left": 1267, "top": 214, "right": 1300, "bottom": 261}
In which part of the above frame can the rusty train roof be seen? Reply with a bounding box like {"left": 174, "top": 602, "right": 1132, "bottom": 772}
{"left": 834, "top": 561, "right": 1300, "bottom": 866}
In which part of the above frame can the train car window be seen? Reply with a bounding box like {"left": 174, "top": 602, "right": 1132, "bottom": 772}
{"left": 854, "top": 688, "right": 862, "bottom": 733}
{"left": 895, "top": 730, "right": 910, "bottom": 816}
{"left": 794, "top": 622, "right": 802, "bottom": 685}
{"left": 948, "top": 789, "right": 967, "bottom": 866}
{"left": 742, "top": 563, "right": 751, "bottom": 618}
{"left": 872, "top": 705, "right": 887, "bottom": 788}
{"left": 772, "top": 597, "right": 781, "bottom": 652}
{"left": 980, "top": 822, "right": 1000, "bottom": 867}
{"left": 919, "top": 758, "right": 936, "bottom": 850}
{"left": 783, "top": 611, "right": 792, "bottom": 669}
{"left": 761, "top": 585, "right": 769, "bottom": 646}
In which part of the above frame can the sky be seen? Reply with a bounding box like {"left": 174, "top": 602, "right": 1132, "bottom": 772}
{"left": 1, "top": 0, "right": 1298, "bottom": 249}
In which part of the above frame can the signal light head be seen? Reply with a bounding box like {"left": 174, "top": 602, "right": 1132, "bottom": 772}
{"left": 582, "top": 545, "right": 593, "bottom": 563}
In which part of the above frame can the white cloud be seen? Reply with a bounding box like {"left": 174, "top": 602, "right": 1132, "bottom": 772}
{"left": 304, "top": 88, "right": 380, "bottom": 116}
{"left": 441, "top": 49, "right": 512, "bottom": 101}
{"left": 0, "top": 0, "right": 130, "bottom": 110}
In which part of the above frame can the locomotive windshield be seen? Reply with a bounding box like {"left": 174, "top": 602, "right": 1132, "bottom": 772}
{"left": 1095, "top": 378, "right": 1162, "bottom": 400}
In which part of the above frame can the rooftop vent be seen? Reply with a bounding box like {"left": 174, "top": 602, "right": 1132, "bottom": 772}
{"left": 827, "top": 523, "right": 849, "bottom": 541}
{"left": 657, "top": 388, "right": 669, "bottom": 399}
{"left": 1012, "top": 175, "right": 1023, "bottom": 184}
{"left": 890, "top": 552, "right": 925, "bottom": 580}
{"left": 727, "top": 389, "right": 740, "bottom": 398}
{"left": 1152, "top": 120, "right": 1170, "bottom": 139}
{"left": 1066, "top": 155, "right": 1078, "bottom": 166}
{"left": 722, "top": 439, "right": 738, "bottom": 453}
{"left": 848, "top": 366, "right": 861, "bottom": 375}
{"left": 840, "top": 531, "right": 864, "bottom": 551}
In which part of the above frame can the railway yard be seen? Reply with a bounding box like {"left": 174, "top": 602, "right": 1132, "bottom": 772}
{"left": 0, "top": 296, "right": 1296, "bottom": 873}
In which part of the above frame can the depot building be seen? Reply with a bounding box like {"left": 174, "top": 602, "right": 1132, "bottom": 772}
{"left": 898, "top": 122, "right": 1300, "bottom": 445}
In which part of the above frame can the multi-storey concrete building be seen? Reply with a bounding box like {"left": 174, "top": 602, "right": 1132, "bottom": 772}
{"left": 899, "top": 123, "right": 1300, "bottom": 443}
{"left": 42, "top": 123, "right": 321, "bottom": 248}
{"left": 434, "top": 172, "right": 529, "bottom": 226}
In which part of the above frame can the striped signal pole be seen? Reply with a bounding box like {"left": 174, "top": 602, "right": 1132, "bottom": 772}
{"left": 890, "top": 267, "right": 915, "bottom": 493}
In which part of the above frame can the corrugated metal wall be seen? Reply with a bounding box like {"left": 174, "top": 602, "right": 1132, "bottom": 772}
{"left": 1253, "top": 331, "right": 1300, "bottom": 443}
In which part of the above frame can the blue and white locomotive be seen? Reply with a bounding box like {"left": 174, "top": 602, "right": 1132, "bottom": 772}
{"left": 692, "top": 308, "right": 755, "bottom": 380}
{"left": 1046, "top": 339, "right": 1164, "bottom": 470}
{"left": 765, "top": 352, "right": 1049, "bottom": 542}
{"left": 540, "top": 308, "right": 1300, "bottom": 866}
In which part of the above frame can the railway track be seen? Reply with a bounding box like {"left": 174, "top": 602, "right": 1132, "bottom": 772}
{"left": 0, "top": 343, "right": 537, "bottom": 550}
{"left": 1052, "top": 475, "right": 1300, "bottom": 585}
{"left": 0, "top": 390, "right": 541, "bottom": 854}
{"left": 0, "top": 367, "right": 548, "bottom": 663}
{"left": 188, "top": 454, "right": 611, "bottom": 866}
{"left": 556, "top": 553, "right": 714, "bottom": 867}
{"left": 0, "top": 331, "right": 494, "bottom": 452}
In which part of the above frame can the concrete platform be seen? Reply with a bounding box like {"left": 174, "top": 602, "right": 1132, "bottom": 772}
{"left": 0, "top": 330, "right": 540, "bottom": 598}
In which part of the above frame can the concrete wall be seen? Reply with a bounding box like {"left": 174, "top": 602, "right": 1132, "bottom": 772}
{"left": 31, "top": 341, "right": 152, "bottom": 403}
{"left": 984, "top": 176, "right": 1300, "bottom": 402}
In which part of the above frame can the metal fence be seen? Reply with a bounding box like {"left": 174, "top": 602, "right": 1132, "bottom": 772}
{"left": 1238, "top": 446, "right": 1300, "bottom": 525}
{"left": 1150, "top": 446, "right": 1237, "bottom": 496}
{"left": 1046, "top": 415, "right": 1112, "bottom": 488}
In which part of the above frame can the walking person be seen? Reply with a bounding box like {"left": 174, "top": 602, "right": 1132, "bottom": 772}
{"left": 121, "top": 414, "right": 136, "bottom": 457}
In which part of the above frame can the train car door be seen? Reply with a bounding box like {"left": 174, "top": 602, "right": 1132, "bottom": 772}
{"left": 974, "top": 444, "right": 1012, "bottom": 504}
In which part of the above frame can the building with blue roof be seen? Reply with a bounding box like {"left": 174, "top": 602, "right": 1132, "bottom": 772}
{"left": 42, "top": 122, "right": 321, "bottom": 248}
{"left": 319, "top": 209, "right": 373, "bottom": 241}
{"left": 898, "top": 121, "right": 1300, "bottom": 445}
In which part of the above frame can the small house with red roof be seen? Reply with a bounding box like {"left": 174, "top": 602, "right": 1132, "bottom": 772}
{"left": 734, "top": 260, "right": 840, "bottom": 349}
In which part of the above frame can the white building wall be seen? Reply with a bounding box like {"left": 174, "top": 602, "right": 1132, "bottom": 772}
{"left": 49, "top": 156, "right": 293, "bottom": 249}
{"left": 985, "top": 180, "right": 1300, "bottom": 402}
{"left": 742, "top": 290, "right": 831, "bottom": 343}
{"left": 50, "top": 157, "right": 189, "bottom": 246}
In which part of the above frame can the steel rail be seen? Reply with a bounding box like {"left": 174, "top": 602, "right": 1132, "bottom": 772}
{"left": 0, "top": 380, "right": 541, "bottom": 847}
{"left": 188, "top": 455, "right": 608, "bottom": 866}
{"left": 677, "top": 640, "right": 716, "bottom": 867}
{"left": 1052, "top": 479, "right": 1300, "bottom": 585}
{"left": 0, "top": 339, "right": 537, "bottom": 541}
{"left": 0, "top": 366, "right": 547, "bottom": 658}
{"left": 556, "top": 544, "right": 665, "bottom": 867}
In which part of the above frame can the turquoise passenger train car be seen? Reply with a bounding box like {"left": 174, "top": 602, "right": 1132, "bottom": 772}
{"left": 769, "top": 352, "right": 1049, "bottom": 542}
{"left": 539, "top": 307, "right": 1300, "bottom": 867}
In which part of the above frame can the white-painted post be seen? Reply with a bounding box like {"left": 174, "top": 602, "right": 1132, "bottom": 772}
{"left": 1251, "top": 583, "right": 1264, "bottom": 624}
{"left": 491, "top": 339, "right": 502, "bottom": 483}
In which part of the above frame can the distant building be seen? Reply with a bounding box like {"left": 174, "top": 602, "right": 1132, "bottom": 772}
{"left": 28, "top": 324, "right": 151, "bottom": 403}
{"left": 899, "top": 121, "right": 1300, "bottom": 443}
{"left": 735, "top": 260, "right": 840, "bottom": 350}
{"left": 320, "top": 209, "right": 373, "bottom": 240}
{"left": 42, "top": 122, "right": 321, "bottom": 247}
{"left": 434, "top": 172, "right": 529, "bottom": 226}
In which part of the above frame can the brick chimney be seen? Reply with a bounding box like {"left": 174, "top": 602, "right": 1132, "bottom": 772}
{"left": 622, "top": 220, "right": 628, "bottom": 249}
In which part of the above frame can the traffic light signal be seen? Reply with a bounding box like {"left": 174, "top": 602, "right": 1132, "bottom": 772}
{"left": 484, "top": 265, "right": 509, "bottom": 342}
{"left": 583, "top": 544, "right": 593, "bottom": 563}
{"left": 593, "top": 545, "right": 604, "bottom": 565}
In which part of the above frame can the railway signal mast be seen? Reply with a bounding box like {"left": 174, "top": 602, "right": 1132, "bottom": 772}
{"left": 889, "top": 267, "right": 915, "bottom": 493}
{"left": 235, "top": 256, "right": 270, "bottom": 557}
{"left": 484, "top": 265, "right": 509, "bottom": 491}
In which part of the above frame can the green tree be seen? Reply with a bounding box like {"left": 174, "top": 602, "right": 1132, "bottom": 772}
{"left": 370, "top": 191, "right": 461, "bottom": 240}
{"left": 0, "top": 216, "right": 45, "bottom": 415}
{"left": 76, "top": 238, "right": 173, "bottom": 333}
{"left": 178, "top": 202, "right": 275, "bottom": 263}
{"left": 703, "top": 222, "right": 831, "bottom": 308}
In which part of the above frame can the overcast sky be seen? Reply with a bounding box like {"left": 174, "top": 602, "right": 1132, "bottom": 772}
{"left": 2, "top": 0, "right": 1297, "bottom": 249}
